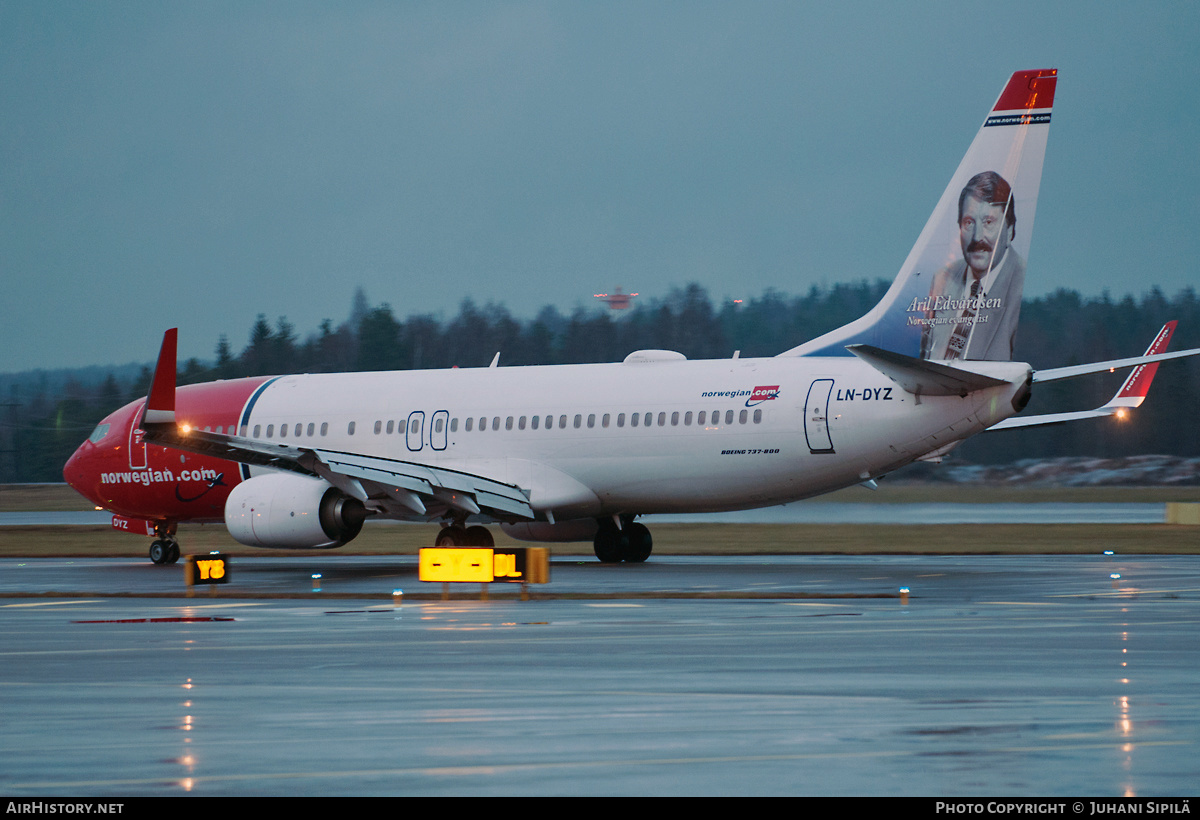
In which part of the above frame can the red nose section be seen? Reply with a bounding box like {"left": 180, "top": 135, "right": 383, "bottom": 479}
{"left": 61, "top": 375, "right": 273, "bottom": 523}
{"left": 63, "top": 442, "right": 91, "bottom": 501}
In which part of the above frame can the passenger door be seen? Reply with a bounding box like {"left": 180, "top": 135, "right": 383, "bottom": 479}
{"left": 804, "top": 379, "right": 835, "bottom": 454}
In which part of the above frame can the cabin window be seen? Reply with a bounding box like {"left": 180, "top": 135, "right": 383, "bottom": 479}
{"left": 531, "top": 415, "right": 539, "bottom": 430}
{"left": 617, "top": 413, "right": 625, "bottom": 427}
{"left": 725, "top": 410, "right": 734, "bottom": 425}
{"left": 307, "top": 423, "right": 315, "bottom": 436}
{"left": 631, "top": 413, "right": 639, "bottom": 427}
{"left": 658, "top": 412, "right": 666, "bottom": 427}
{"left": 587, "top": 414, "right": 595, "bottom": 428}
{"left": 697, "top": 411, "right": 706, "bottom": 426}
{"left": 479, "top": 417, "right": 486, "bottom": 431}
{"left": 739, "top": 409, "right": 748, "bottom": 424}
{"left": 279, "top": 424, "right": 287, "bottom": 438}
{"left": 602, "top": 413, "right": 610, "bottom": 428}
{"left": 320, "top": 422, "right": 328, "bottom": 436}
{"left": 347, "top": 421, "right": 356, "bottom": 435}
{"left": 753, "top": 409, "right": 762, "bottom": 424}
{"left": 518, "top": 416, "right": 526, "bottom": 430}
{"left": 671, "top": 411, "right": 679, "bottom": 426}
{"left": 559, "top": 415, "right": 567, "bottom": 429}
{"left": 386, "top": 420, "right": 394, "bottom": 434}
{"left": 435, "top": 417, "right": 444, "bottom": 433}
{"left": 266, "top": 424, "right": 274, "bottom": 438}
{"left": 684, "top": 411, "right": 693, "bottom": 426}
{"left": 466, "top": 417, "right": 473, "bottom": 432}
{"left": 574, "top": 414, "right": 582, "bottom": 429}
{"left": 505, "top": 416, "right": 514, "bottom": 430}
{"left": 253, "top": 425, "right": 261, "bottom": 437}
{"left": 450, "top": 418, "right": 458, "bottom": 432}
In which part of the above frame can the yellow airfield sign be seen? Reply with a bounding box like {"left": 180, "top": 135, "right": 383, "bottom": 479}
{"left": 419, "top": 548, "right": 550, "bottom": 584}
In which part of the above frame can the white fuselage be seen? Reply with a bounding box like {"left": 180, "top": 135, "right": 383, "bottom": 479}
{"left": 237, "top": 354, "right": 1029, "bottom": 520}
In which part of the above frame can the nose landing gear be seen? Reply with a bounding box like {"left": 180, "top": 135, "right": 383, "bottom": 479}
{"left": 149, "top": 522, "right": 180, "bottom": 565}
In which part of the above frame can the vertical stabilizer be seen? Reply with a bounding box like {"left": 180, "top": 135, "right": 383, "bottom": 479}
{"left": 783, "top": 69, "right": 1056, "bottom": 361}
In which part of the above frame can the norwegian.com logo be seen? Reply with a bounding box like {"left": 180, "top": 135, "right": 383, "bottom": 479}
{"left": 747, "top": 385, "right": 780, "bottom": 406}
{"left": 700, "top": 385, "right": 781, "bottom": 407}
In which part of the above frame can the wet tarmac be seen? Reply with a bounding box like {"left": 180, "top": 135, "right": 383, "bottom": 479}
{"left": 0, "top": 501, "right": 1169, "bottom": 527}
{"left": 1, "top": 554, "right": 1198, "bottom": 795}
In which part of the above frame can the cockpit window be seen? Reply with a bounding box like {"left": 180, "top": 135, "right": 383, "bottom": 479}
{"left": 87, "top": 423, "right": 111, "bottom": 444}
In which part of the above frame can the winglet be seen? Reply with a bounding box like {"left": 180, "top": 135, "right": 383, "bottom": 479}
{"left": 142, "top": 328, "right": 178, "bottom": 427}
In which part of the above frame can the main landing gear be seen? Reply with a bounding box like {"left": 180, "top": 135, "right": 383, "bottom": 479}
{"left": 149, "top": 522, "right": 180, "bottom": 565}
{"left": 593, "top": 516, "right": 652, "bottom": 564}
{"left": 435, "top": 523, "right": 495, "bottom": 547}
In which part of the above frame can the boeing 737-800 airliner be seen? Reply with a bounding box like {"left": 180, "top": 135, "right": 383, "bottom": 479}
{"left": 63, "top": 69, "right": 1200, "bottom": 564}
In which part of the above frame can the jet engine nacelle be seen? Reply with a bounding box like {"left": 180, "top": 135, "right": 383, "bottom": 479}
{"left": 224, "top": 473, "right": 367, "bottom": 548}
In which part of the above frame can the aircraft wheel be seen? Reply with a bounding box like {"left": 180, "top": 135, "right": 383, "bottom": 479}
{"left": 435, "top": 526, "right": 468, "bottom": 547}
{"left": 166, "top": 542, "right": 181, "bottom": 564}
{"left": 593, "top": 527, "right": 625, "bottom": 563}
{"left": 465, "top": 525, "right": 494, "bottom": 547}
{"left": 149, "top": 540, "right": 170, "bottom": 565}
{"left": 624, "top": 522, "right": 652, "bottom": 563}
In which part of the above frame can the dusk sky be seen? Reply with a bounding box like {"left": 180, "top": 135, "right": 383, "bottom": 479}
{"left": 3, "top": 1, "right": 1198, "bottom": 373}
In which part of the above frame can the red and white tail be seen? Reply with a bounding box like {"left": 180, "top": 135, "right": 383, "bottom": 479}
{"left": 786, "top": 69, "right": 1057, "bottom": 362}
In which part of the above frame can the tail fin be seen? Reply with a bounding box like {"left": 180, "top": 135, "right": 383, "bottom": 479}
{"left": 783, "top": 69, "right": 1057, "bottom": 361}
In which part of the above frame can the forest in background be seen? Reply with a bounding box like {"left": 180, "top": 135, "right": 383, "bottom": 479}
{"left": 3, "top": 282, "right": 1199, "bottom": 483}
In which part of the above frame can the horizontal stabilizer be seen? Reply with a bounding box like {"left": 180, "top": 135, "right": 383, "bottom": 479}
{"left": 847, "top": 344, "right": 1012, "bottom": 397}
{"left": 989, "top": 322, "right": 1193, "bottom": 431}
{"left": 1032, "top": 349, "right": 1200, "bottom": 383}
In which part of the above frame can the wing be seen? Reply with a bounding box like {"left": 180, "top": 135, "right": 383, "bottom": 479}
{"left": 136, "top": 330, "right": 533, "bottom": 522}
{"left": 988, "top": 322, "right": 1188, "bottom": 431}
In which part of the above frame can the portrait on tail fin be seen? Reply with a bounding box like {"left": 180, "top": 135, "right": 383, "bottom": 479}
{"left": 782, "top": 69, "right": 1055, "bottom": 361}
{"left": 918, "top": 171, "right": 1025, "bottom": 361}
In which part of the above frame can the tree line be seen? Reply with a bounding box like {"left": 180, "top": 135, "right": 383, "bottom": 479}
{"left": 4, "top": 282, "right": 1199, "bottom": 482}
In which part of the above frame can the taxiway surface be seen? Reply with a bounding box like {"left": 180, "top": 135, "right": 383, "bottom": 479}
{"left": 1, "top": 554, "right": 1198, "bottom": 795}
